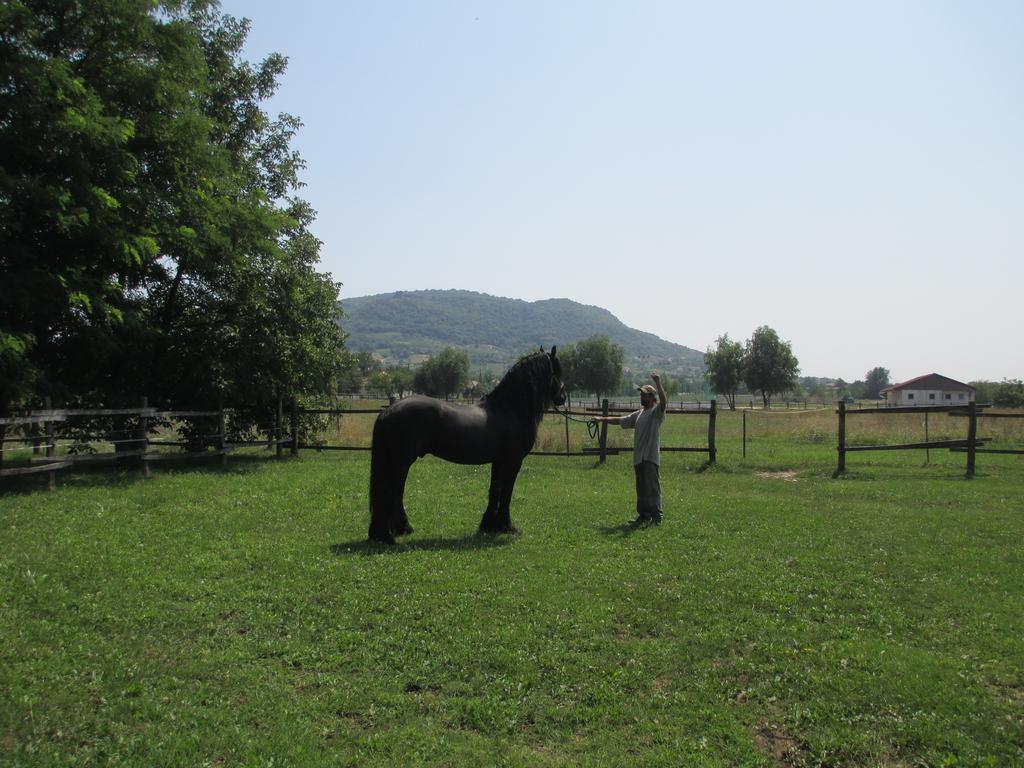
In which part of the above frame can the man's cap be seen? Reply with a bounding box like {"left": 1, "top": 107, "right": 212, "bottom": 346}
{"left": 637, "top": 384, "right": 657, "bottom": 396}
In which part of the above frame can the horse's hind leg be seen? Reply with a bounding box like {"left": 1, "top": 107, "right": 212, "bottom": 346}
{"left": 369, "top": 480, "right": 396, "bottom": 544}
{"left": 369, "top": 443, "right": 397, "bottom": 544}
{"left": 391, "top": 461, "right": 414, "bottom": 536}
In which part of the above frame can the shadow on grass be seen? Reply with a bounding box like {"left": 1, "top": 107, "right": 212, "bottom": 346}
{"left": 0, "top": 451, "right": 277, "bottom": 496}
{"left": 331, "top": 531, "right": 518, "bottom": 556}
{"left": 595, "top": 521, "right": 658, "bottom": 537}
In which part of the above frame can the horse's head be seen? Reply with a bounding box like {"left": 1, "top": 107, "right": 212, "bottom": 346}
{"left": 489, "top": 346, "right": 567, "bottom": 416}
{"left": 547, "top": 346, "right": 567, "bottom": 406}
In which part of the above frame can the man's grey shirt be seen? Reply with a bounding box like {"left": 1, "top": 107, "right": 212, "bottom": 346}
{"left": 618, "top": 405, "right": 665, "bottom": 466}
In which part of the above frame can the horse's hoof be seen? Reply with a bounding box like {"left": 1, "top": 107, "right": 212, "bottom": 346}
{"left": 368, "top": 533, "right": 396, "bottom": 545}
{"left": 396, "top": 525, "right": 414, "bottom": 536}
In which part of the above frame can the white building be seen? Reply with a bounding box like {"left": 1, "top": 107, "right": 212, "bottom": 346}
{"left": 881, "top": 374, "right": 976, "bottom": 407}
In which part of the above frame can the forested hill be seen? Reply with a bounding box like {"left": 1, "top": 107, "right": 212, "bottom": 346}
{"left": 339, "top": 290, "right": 704, "bottom": 375}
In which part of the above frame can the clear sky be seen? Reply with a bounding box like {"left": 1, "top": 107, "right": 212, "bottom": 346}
{"left": 220, "top": 0, "right": 1023, "bottom": 383}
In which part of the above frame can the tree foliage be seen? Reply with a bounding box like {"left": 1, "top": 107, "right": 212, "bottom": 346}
{"left": 413, "top": 348, "right": 469, "bottom": 400}
{"left": 387, "top": 366, "right": 414, "bottom": 398}
{"left": 0, "top": 0, "right": 345, "bottom": 413}
{"left": 704, "top": 334, "right": 745, "bottom": 409}
{"left": 560, "top": 336, "right": 623, "bottom": 401}
{"left": 863, "top": 367, "right": 891, "bottom": 400}
{"left": 993, "top": 379, "right": 1024, "bottom": 408}
{"left": 743, "top": 326, "right": 799, "bottom": 407}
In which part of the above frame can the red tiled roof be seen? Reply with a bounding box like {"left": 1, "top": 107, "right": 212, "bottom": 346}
{"left": 881, "top": 373, "right": 975, "bottom": 393}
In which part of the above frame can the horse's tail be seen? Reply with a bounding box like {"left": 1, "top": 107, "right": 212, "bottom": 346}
{"left": 369, "top": 412, "right": 385, "bottom": 514}
{"left": 368, "top": 411, "right": 392, "bottom": 542}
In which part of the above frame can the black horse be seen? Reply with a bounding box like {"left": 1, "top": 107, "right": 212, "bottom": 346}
{"left": 368, "top": 347, "right": 566, "bottom": 543}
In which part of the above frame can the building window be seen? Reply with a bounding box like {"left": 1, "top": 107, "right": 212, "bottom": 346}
{"left": 907, "top": 393, "right": 914, "bottom": 400}
{"left": 944, "top": 393, "right": 951, "bottom": 400}
{"left": 959, "top": 393, "right": 965, "bottom": 400}
{"left": 929, "top": 393, "right": 936, "bottom": 400}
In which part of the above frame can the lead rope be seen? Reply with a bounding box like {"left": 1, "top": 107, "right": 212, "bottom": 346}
{"left": 553, "top": 404, "right": 601, "bottom": 440}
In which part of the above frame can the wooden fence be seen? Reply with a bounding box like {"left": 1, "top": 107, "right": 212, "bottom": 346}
{"left": 8, "top": 396, "right": 1022, "bottom": 489}
{"left": 1, "top": 396, "right": 719, "bottom": 488}
{"left": 586, "top": 399, "right": 717, "bottom": 464}
{"left": 0, "top": 398, "right": 234, "bottom": 489}
{"left": 291, "top": 399, "right": 718, "bottom": 462}
{"left": 833, "top": 401, "right": 1024, "bottom": 478}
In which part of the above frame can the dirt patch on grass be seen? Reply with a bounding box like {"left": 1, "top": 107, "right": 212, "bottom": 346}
{"left": 755, "top": 717, "right": 802, "bottom": 764}
{"left": 987, "top": 680, "right": 1024, "bottom": 705}
{"left": 753, "top": 702, "right": 814, "bottom": 767}
{"left": 755, "top": 470, "right": 799, "bottom": 482}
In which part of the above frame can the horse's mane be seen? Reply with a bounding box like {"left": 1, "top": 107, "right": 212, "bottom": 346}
{"left": 485, "top": 351, "right": 557, "bottom": 422}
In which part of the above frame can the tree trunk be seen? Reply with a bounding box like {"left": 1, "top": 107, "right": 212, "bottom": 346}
{"left": 145, "top": 261, "right": 186, "bottom": 393}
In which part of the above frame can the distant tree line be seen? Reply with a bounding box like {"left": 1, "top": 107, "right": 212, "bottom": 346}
{"left": 970, "top": 380, "right": 1024, "bottom": 408}
{"left": 351, "top": 334, "right": 1024, "bottom": 412}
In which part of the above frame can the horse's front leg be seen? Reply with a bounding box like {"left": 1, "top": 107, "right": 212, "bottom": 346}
{"left": 479, "top": 458, "right": 522, "bottom": 534}
{"left": 497, "top": 458, "right": 523, "bottom": 533}
{"left": 478, "top": 461, "right": 504, "bottom": 534}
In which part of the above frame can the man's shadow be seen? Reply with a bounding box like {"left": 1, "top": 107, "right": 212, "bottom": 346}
{"left": 595, "top": 521, "right": 653, "bottom": 537}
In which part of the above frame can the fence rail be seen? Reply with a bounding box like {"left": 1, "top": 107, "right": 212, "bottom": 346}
{"left": 6, "top": 396, "right": 1018, "bottom": 490}
{"left": 0, "top": 397, "right": 228, "bottom": 487}
{"left": 2, "top": 396, "right": 720, "bottom": 488}
{"left": 833, "top": 401, "right": 1018, "bottom": 478}
{"left": 584, "top": 399, "right": 717, "bottom": 464}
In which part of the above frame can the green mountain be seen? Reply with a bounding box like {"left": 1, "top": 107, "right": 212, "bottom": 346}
{"left": 339, "top": 290, "right": 705, "bottom": 376}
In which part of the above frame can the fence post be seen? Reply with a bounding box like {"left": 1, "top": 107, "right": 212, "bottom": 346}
{"left": 836, "top": 400, "right": 846, "bottom": 475}
{"left": 139, "top": 396, "right": 151, "bottom": 479}
{"left": 44, "top": 396, "right": 55, "bottom": 490}
{"left": 924, "top": 411, "right": 930, "bottom": 464}
{"left": 564, "top": 409, "right": 570, "bottom": 455}
{"left": 275, "top": 394, "right": 283, "bottom": 460}
{"left": 708, "top": 399, "right": 717, "bottom": 464}
{"left": 290, "top": 399, "right": 299, "bottom": 457}
{"left": 742, "top": 409, "right": 747, "bottom": 459}
{"left": 599, "top": 399, "right": 609, "bottom": 464}
{"left": 0, "top": 401, "right": 6, "bottom": 470}
{"left": 218, "top": 400, "right": 227, "bottom": 469}
{"left": 966, "top": 401, "right": 977, "bottom": 478}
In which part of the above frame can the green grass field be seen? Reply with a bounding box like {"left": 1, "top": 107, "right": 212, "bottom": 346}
{"left": 2, "top": 417, "right": 1023, "bottom": 766}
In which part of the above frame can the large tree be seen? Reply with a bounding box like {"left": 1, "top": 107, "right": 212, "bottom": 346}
{"left": 743, "top": 326, "right": 799, "bottom": 407}
{"left": 413, "top": 347, "right": 469, "bottom": 400}
{"left": 704, "top": 334, "right": 745, "bottom": 409}
{"left": 0, "top": 0, "right": 345, "bottom": 414}
{"left": 863, "top": 367, "right": 891, "bottom": 400}
{"left": 561, "top": 336, "right": 623, "bottom": 402}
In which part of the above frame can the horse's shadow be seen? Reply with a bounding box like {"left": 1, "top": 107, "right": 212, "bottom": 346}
{"left": 330, "top": 532, "right": 518, "bottom": 556}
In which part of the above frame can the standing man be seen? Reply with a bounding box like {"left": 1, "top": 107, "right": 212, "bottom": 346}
{"left": 592, "top": 373, "right": 668, "bottom": 525}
